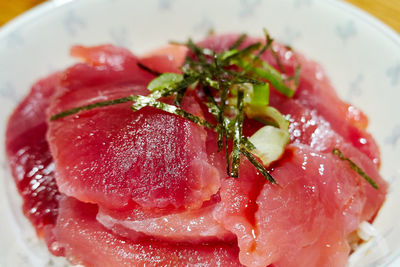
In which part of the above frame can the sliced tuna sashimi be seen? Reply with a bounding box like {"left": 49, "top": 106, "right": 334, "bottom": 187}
{"left": 5, "top": 73, "right": 63, "bottom": 255}
{"left": 55, "top": 196, "right": 243, "bottom": 267}
{"left": 51, "top": 45, "right": 154, "bottom": 113}
{"left": 70, "top": 44, "right": 137, "bottom": 67}
{"left": 139, "top": 44, "right": 189, "bottom": 74}
{"left": 47, "top": 45, "right": 221, "bottom": 211}
{"left": 215, "top": 145, "right": 386, "bottom": 267}
{"left": 97, "top": 195, "right": 235, "bottom": 243}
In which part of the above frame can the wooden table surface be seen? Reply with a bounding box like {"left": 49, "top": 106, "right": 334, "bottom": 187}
{"left": 1, "top": 0, "right": 399, "bottom": 33}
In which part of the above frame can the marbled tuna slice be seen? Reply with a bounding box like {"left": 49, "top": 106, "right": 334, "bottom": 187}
{"left": 55, "top": 196, "right": 243, "bottom": 267}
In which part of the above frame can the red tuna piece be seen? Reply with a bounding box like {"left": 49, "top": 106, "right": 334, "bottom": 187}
{"left": 47, "top": 45, "right": 220, "bottom": 211}
{"left": 55, "top": 196, "right": 243, "bottom": 267}
{"left": 139, "top": 44, "right": 189, "bottom": 74}
{"left": 5, "top": 73, "right": 63, "bottom": 255}
{"left": 97, "top": 194, "right": 234, "bottom": 243}
{"left": 215, "top": 145, "right": 386, "bottom": 267}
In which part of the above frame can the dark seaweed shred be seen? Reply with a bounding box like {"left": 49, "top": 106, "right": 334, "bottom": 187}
{"left": 137, "top": 62, "right": 162, "bottom": 76}
{"left": 332, "top": 148, "right": 378, "bottom": 189}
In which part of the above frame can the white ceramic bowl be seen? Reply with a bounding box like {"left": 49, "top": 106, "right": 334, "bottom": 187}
{"left": 1, "top": 0, "right": 399, "bottom": 266}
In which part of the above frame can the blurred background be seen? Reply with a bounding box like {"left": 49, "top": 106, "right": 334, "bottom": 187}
{"left": 0, "top": 0, "right": 399, "bottom": 33}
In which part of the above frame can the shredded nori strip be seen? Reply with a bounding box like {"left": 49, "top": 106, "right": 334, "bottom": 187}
{"left": 137, "top": 62, "right": 162, "bottom": 76}
{"left": 131, "top": 95, "right": 216, "bottom": 130}
{"left": 50, "top": 96, "right": 137, "bottom": 121}
{"left": 230, "top": 90, "right": 245, "bottom": 178}
{"left": 332, "top": 148, "right": 378, "bottom": 189}
{"left": 241, "top": 148, "right": 276, "bottom": 184}
{"left": 229, "top": 33, "right": 247, "bottom": 50}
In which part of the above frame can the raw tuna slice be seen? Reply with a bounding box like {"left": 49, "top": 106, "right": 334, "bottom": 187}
{"left": 55, "top": 196, "right": 243, "bottom": 267}
{"left": 267, "top": 91, "right": 384, "bottom": 218}
{"left": 282, "top": 54, "right": 380, "bottom": 165}
{"left": 267, "top": 91, "right": 373, "bottom": 158}
{"left": 47, "top": 45, "right": 221, "bottom": 211}
{"left": 51, "top": 45, "right": 154, "bottom": 113}
{"left": 139, "top": 44, "right": 189, "bottom": 74}
{"left": 215, "top": 145, "right": 386, "bottom": 267}
{"left": 97, "top": 195, "right": 235, "bottom": 243}
{"left": 198, "top": 34, "right": 380, "bottom": 165}
{"left": 70, "top": 44, "right": 136, "bottom": 67}
{"left": 5, "top": 74, "right": 63, "bottom": 255}
{"left": 268, "top": 97, "right": 387, "bottom": 223}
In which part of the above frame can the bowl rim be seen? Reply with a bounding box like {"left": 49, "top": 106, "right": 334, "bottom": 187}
{"left": 0, "top": 0, "right": 399, "bottom": 46}
{"left": 1, "top": 0, "right": 399, "bottom": 266}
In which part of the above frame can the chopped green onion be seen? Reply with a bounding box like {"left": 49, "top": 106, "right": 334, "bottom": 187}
{"left": 204, "top": 77, "right": 220, "bottom": 89}
{"left": 251, "top": 83, "right": 270, "bottom": 107}
{"left": 249, "top": 125, "right": 290, "bottom": 166}
{"left": 236, "top": 59, "right": 295, "bottom": 98}
{"left": 222, "top": 42, "right": 262, "bottom": 63}
{"left": 147, "top": 73, "right": 183, "bottom": 92}
{"left": 246, "top": 106, "right": 289, "bottom": 131}
{"left": 219, "top": 49, "right": 239, "bottom": 61}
